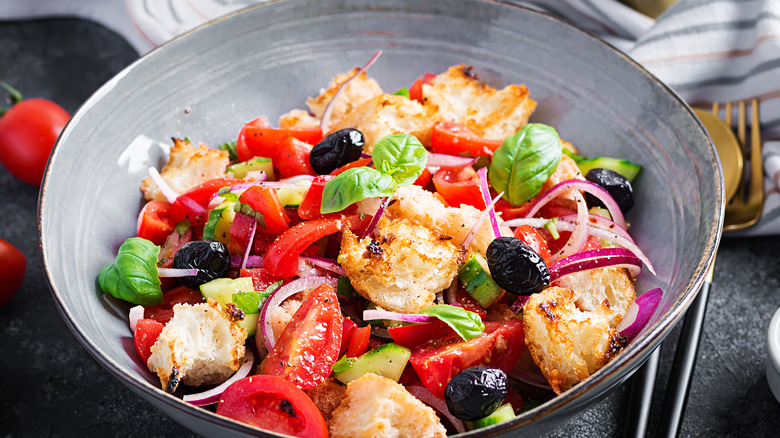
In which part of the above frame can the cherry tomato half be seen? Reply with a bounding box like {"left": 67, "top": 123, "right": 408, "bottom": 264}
{"left": 143, "top": 286, "right": 204, "bottom": 324}
{"left": 432, "top": 166, "right": 486, "bottom": 209}
{"left": 513, "top": 224, "right": 552, "bottom": 267}
{"left": 409, "top": 72, "right": 436, "bottom": 103}
{"left": 431, "top": 121, "right": 502, "bottom": 157}
{"left": 169, "top": 178, "right": 242, "bottom": 225}
{"left": 137, "top": 200, "right": 175, "bottom": 246}
{"left": 239, "top": 120, "right": 322, "bottom": 162}
{"left": 0, "top": 97, "right": 69, "bottom": 186}
{"left": 236, "top": 116, "right": 272, "bottom": 162}
{"left": 217, "top": 375, "right": 327, "bottom": 438}
{"left": 134, "top": 319, "right": 164, "bottom": 364}
{"left": 275, "top": 137, "right": 316, "bottom": 179}
{"left": 238, "top": 186, "right": 291, "bottom": 236}
{"left": 346, "top": 325, "right": 371, "bottom": 358}
{"left": 0, "top": 239, "right": 26, "bottom": 307}
{"left": 263, "top": 283, "right": 343, "bottom": 389}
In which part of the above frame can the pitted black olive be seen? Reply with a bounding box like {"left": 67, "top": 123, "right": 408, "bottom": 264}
{"left": 309, "top": 128, "right": 365, "bottom": 174}
{"left": 584, "top": 168, "right": 634, "bottom": 213}
{"left": 486, "top": 237, "right": 549, "bottom": 296}
{"left": 445, "top": 367, "right": 507, "bottom": 421}
{"left": 172, "top": 240, "right": 230, "bottom": 288}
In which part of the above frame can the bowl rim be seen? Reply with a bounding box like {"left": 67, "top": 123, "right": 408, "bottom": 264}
{"left": 38, "top": 0, "right": 724, "bottom": 436}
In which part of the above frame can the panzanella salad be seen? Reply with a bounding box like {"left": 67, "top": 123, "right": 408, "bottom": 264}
{"left": 99, "top": 54, "right": 661, "bottom": 437}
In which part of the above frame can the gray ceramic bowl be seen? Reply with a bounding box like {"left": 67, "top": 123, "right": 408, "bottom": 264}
{"left": 39, "top": 0, "right": 723, "bottom": 436}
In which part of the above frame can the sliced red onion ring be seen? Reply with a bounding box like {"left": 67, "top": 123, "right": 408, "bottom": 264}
{"left": 363, "top": 309, "right": 435, "bottom": 324}
{"left": 509, "top": 295, "right": 530, "bottom": 314}
{"left": 616, "top": 288, "right": 663, "bottom": 342}
{"left": 157, "top": 268, "right": 199, "bottom": 277}
{"left": 508, "top": 368, "right": 552, "bottom": 391}
{"left": 177, "top": 195, "right": 206, "bottom": 216}
{"left": 426, "top": 152, "right": 477, "bottom": 168}
{"left": 148, "top": 167, "right": 179, "bottom": 203}
{"left": 361, "top": 196, "right": 389, "bottom": 239}
{"left": 524, "top": 179, "right": 626, "bottom": 230}
{"left": 558, "top": 213, "right": 634, "bottom": 243}
{"left": 549, "top": 247, "right": 642, "bottom": 281}
{"left": 550, "top": 190, "right": 589, "bottom": 263}
{"left": 259, "top": 276, "right": 338, "bottom": 351}
{"left": 477, "top": 167, "right": 501, "bottom": 240}
{"left": 462, "top": 192, "right": 503, "bottom": 249}
{"left": 406, "top": 384, "right": 467, "bottom": 434}
{"left": 279, "top": 174, "right": 315, "bottom": 184}
{"left": 320, "top": 50, "right": 382, "bottom": 132}
{"left": 129, "top": 305, "right": 145, "bottom": 334}
{"left": 300, "top": 256, "right": 346, "bottom": 276}
{"left": 239, "top": 220, "right": 257, "bottom": 270}
{"left": 444, "top": 280, "right": 459, "bottom": 304}
{"left": 182, "top": 352, "right": 255, "bottom": 406}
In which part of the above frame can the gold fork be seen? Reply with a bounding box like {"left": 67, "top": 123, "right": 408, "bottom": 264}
{"left": 716, "top": 99, "right": 764, "bottom": 230}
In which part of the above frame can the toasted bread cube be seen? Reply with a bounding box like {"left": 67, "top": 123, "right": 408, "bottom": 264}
{"left": 552, "top": 266, "right": 636, "bottom": 328}
{"left": 306, "top": 67, "right": 384, "bottom": 121}
{"left": 140, "top": 138, "right": 229, "bottom": 201}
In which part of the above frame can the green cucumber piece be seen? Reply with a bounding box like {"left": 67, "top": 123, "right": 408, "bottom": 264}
{"left": 337, "top": 276, "right": 358, "bottom": 298}
{"left": 332, "top": 343, "right": 411, "bottom": 384}
{"left": 276, "top": 180, "right": 312, "bottom": 207}
{"left": 227, "top": 156, "right": 274, "bottom": 179}
{"left": 202, "top": 206, "right": 226, "bottom": 242}
{"left": 458, "top": 254, "right": 503, "bottom": 308}
{"left": 199, "top": 277, "right": 259, "bottom": 335}
{"left": 202, "top": 200, "right": 236, "bottom": 244}
{"left": 465, "top": 404, "right": 515, "bottom": 430}
{"left": 577, "top": 156, "right": 642, "bottom": 182}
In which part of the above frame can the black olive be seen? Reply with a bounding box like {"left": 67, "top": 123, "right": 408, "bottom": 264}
{"left": 445, "top": 367, "right": 507, "bottom": 421}
{"left": 172, "top": 240, "right": 230, "bottom": 288}
{"left": 309, "top": 128, "right": 365, "bottom": 174}
{"left": 584, "top": 168, "right": 634, "bottom": 213}
{"left": 486, "top": 237, "right": 549, "bottom": 296}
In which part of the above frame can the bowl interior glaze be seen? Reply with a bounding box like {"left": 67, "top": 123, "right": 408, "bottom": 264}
{"left": 39, "top": 0, "right": 722, "bottom": 436}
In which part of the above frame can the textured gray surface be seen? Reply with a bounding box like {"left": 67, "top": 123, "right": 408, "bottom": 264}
{"left": 1, "top": 15, "right": 779, "bottom": 438}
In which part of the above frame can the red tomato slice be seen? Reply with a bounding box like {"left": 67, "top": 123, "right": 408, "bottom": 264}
{"left": 297, "top": 175, "right": 333, "bottom": 220}
{"left": 143, "top": 286, "right": 204, "bottom": 324}
{"left": 134, "top": 319, "right": 165, "bottom": 364}
{"left": 236, "top": 116, "right": 272, "bottom": 162}
{"left": 388, "top": 320, "right": 454, "bottom": 350}
{"left": 431, "top": 121, "right": 502, "bottom": 157}
{"left": 330, "top": 157, "right": 373, "bottom": 176}
{"left": 169, "top": 178, "right": 243, "bottom": 225}
{"left": 346, "top": 325, "right": 371, "bottom": 358}
{"left": 239, "top": 268, "right": 283, "bottom": 291}
{"left": 454, "top": 287, "right": 488, "bottom": 319}
{"left": 409, "top": 72, "right": 436, "bottom": 103}
{"left": 432, "top": 166, "right": 485, "bottom": 209}
{"left": 413, "top": 167, "right": 432, "bottom": 187}
{"left": 275, "top": 137, "right": 316, "bottom": 179}
{"left": 238, "top": 186, "right": 291, "bottom": 236}
{"left": 514, "top": 224, "right": 552, "bottom": 267}
{"left": 340, "top": 318, "right": 358, "bottom": 355}
{"left": 216, "top": 375, "right": 327, "bottom": 438}
{"left": 241, "top": 123, "right": 322, "bottom": 162}
{"left": 263, "top": 214, "right": 369, "bottom": 278}
{"left": 410, "top": 321, "right": 525, "bottom": 398}
{"left": 494, "top": 198, "right": 533, "bottom": 221}
{"left": 137, "top": 200, "right": 175, "bottom": 245}
{"left": 263, "top": 284, "right": 343, "bottom": 389}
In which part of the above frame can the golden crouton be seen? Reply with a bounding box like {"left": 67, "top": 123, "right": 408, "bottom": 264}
{"left": 278, "top": 108, "right": 320, "bottom": 129}
{"left": 329, "top": 373, "right": 447, "bottom": 438}
{"left": 423, "top": 64, "right": 537, "bottom": 141}
{"left": 523, "top": 286, "right": 626, "bottom": 394}
{"left": 306, "top": 67, "right": 384, "bottom": 122}
{"left": 304, "top": 378, "right": 347, "bottom": 426}
{"left": 327, "top": 94, "right": 435, "bottom": 152}
{"left": 552, "top": 266, "right": 636, "bottom": 328}
{"left": 338, "top": 217, "right": 462, "bottom": 314}
{"left": 140, "top": 138, "right": 230, "bottom": 201}
{"left": 147, "top": 299, "right": 247, "bottom": 392}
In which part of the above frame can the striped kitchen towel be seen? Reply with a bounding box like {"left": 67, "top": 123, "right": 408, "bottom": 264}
{"left": 514, "top": 0, "right": 780, "bottom": 236}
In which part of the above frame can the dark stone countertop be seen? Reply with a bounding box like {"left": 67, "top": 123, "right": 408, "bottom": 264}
{"left": 1, "top": 17, "right": 779, "bottom": 438}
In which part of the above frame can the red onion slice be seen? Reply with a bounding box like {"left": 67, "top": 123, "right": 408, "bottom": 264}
{"left": 147, "top": 167, "right": 179, "bottom": 203}
{"left": 176, "top": 195, "right": 206, "bottom": 216}
{"left": 157, "top": 268, "right": 199, "bottom": 277}
{"left": 558, "top": 213, "right": 634, "bottom": 243}
{"left": 363, "top": 309, "right": 436, "bottom": 324}
{"left": 239, "top": 220, "right": 257, "bottom": 270}
{"left": 300, "top": 256, "right": 346, "bottom": 276}
{"left": 462, "top": 192, "right": 503, "bottom": 249}
{"left": 231, "top": 255, "right": 262, "bottom": 269}
{"left": 182, "top": 352, "right": 255, "bottom": 406}
{"left": 550, "top": 190, "right": 589, "bottom": 264}
{"left": 524, "top": 179, "right": 626, "bottom": 230}
{"left": 279, "top": 174, "right": 315, "bottom": 184}
{"left": 549, "top": 247, "right": 642, "bottom": 281}
{"left": 426, "top": 152, "right": 477, "bottom": 168}
{"left": 259, "top": 276, "right": 338, "bottom": 351}
{"left": 406, "top": 384, "right": 467, "bottom": 434}
{"left": 616, "top": 288, "right": 663, "bottom": 342}
{"left": 509, "top": 295, "right": 530, "bottom": 314}
{"left": 361, "top": 196, "right": 389, "bottom": 239}
{"left": 320, "top": 51, "right": 382, "bottom": 132}
{"left": 129, "top": 305, "right": 145, "bottom": 335}
{"left": 477, "top": 167, "right": 501, "bottom": 240}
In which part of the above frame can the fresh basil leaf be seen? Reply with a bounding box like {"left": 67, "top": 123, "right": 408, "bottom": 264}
{"left": 175, "top": 220, "right": 192, "bottom": 236}
{"left": 218, "top": 141, "right": 239, "bottom": 162}
{"left": 232, "top": 290, "right": 273, "bottom": 314}
{"left": 320, "top": 167, "right": 397, "bottom": 214}
{"left": 393, "top": 87, "right": 410, "bottom": 98}
{"left": 488, "top": 123, "right": 562, "bottom": 206}
{"left": 98, "top": 237, "right": 163, "bottom": 306}
{"left": 371, "top": 134, "right": 427, "bottom": 186}
{"left": 419, "top": 304, "right": 485, "bottom": 341}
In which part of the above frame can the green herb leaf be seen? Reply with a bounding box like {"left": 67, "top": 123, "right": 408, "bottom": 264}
{"left": 419, "top": 304, "right": 485, "bottom": 341}
{"left": 371, "top": 134, "right": 428, "bottom": 186}
{"left": 98, "top": 237, "right": 163, "bottom": 306}
{"left": 488, "top": 123, "right": 562, "bottom": 206}
{"left": 218, "top": 141, "right": 239, "bottom": 162}
{"left": 234, "top": 202, "right": 266, "bottom": 229}
{"left": 320, "top": 167, "right": 397, "bottom": 214}
{"left": 175, "top": 220, "right": 192, "bottom": 236}
{"left": 393, "top": 87, "right": 410, "bottom": 98}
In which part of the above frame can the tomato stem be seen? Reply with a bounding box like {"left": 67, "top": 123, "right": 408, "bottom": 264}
{"left": 0, "top": 82, "right": 23, "bottom": 115}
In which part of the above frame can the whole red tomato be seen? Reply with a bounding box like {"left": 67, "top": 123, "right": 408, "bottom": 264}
{"left": 0, "top": 85, "right": 70, "bottom": 186}
{"left": 0, "top": 239, "right": 26, "bottom": 306}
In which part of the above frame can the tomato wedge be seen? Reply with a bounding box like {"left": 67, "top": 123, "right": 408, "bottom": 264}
{"left": 239, "top": 120, "right": 322, "bottom": 162}
{"left": 514, "top": 224, "right": 552, "bottom": 267}
{"left": 431, "top": 121, "right": 502, "bottom": 157}
{"left": 409, "top": 72, "right": 435, "bottom": 103}
{"left": 134, "top": 319, "right": 164, "bottom": 364}
{"left": 346, "top": 325, "right": 371, "bottom": 358}
{"left": 263, "top": 284, "right": 343, "bottom": 389}
{"left": 143, "top": 286, "right": 204, "bottom": 324}
{"left": 137, "top": 200, "right": 175, "bottom": 245}
{"left": 275, "top": 137, "right": 317, "bottom": 179}
{"left": 297, "top": 175, "right": 333, "bottom": 220}
{"left": 238, "top": 186, "right": 291, "bottom": 236}
{"left": 263, "top": 214, "right": 369, "bottom": 278}
{"left": 410, "top": 321, "right": 525, "bottom": 398}
{"left": 432, "top": 166, "right": 485, "bottom": 209}
{"left": 388, "top": 320, "right": 454, "bottom": 350}
{"left": 239, "top": 268, "right": 282, "bottom": 291}
{"left": 340, "top": 318, "right": 358, "bottom": 355}
{"left": 217, "top": 375, "right": 328, "bottom": 438}
{"left": 330, "top": 157, "right": 372, "bottom": 176}
{"left": 236, "top": 116, "right": 272, "bottom": 162}
{"left": 169, "top": 178, "right": 242, "bottom": 225}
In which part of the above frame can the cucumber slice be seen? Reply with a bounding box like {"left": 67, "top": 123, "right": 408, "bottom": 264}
{"left": 459, "top": 254, "right": 503, "bottom": 308}
{"left": 202, "top": 200, "right": 236, "bottom": 244}
{"left": 577, "top": 156, "right": 642, "bottom": 182}
{"left": 276, "top": 180, "right": 312, "bottom": 207}
{"left": 199, "top": 277, "right": 259, "bottom": 335}
{"left": 332, "top": 343, "right": 411, "bottom": 384}
{"left": 227, "top": 156, "right": 274, "bottom": 179}
{"left": 465, "top": 404, "right": 515, "bottom": 430}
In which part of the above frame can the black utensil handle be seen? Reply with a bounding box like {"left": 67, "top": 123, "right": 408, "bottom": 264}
{"left": 656, "top": 278, "right": 712, "bottom": 438}
{"left": 624, "top": 347, "right": 661, "bottom": 438}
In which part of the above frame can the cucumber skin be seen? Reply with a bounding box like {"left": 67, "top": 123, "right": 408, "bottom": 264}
{"left": 465, "top": 404, "right": 515, "bottom": 430}
{"left": 332, "top": 343, "right": 411, "bottom": 384}
{"left": 577, "top": 156, "right": 642, "bottom": 181}
{"left": 458, "top": 256, "right": 503, "bottom": 308}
